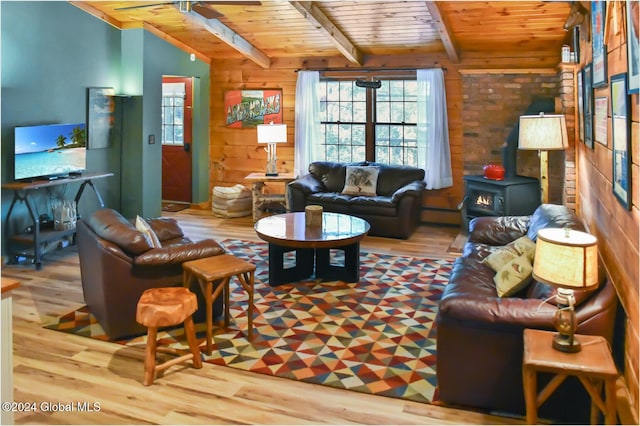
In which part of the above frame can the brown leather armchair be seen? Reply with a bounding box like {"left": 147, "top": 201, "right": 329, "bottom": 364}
{"left": 76, "top": 208, "right": 225, "bottom": 339}
{"left": 435, "top": 204, "right": 618, "bottom": 423}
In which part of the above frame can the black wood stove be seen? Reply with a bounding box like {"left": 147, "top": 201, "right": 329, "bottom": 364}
{"left": 463, "top": 175, "right": 540, "bottom": 220}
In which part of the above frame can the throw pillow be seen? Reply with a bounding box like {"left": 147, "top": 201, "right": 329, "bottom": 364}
{"left": 483, "top": 236, "right": 536, "bottom": 272}
{"left": 135, "top": 215, "right": 162, "bottom": 249}
{"left": 494, "top": 254, "right": 533, "bottom": 297}
{"left": 342, "top": 166, "right": 379, "bottom": 196}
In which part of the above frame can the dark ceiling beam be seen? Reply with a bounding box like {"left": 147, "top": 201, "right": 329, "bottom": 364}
{"left": 289, "top": 1, "right": 363, "bottom": 66}
{"left": 187, "top": 11, "right": 271, "bottom": 69}
{"left": 425, "top": 1, "right": 460, "bottom": 64}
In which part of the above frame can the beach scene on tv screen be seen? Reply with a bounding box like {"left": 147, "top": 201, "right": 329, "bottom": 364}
{"left": 15, "top": 123, "right": 86, "bottom": 180}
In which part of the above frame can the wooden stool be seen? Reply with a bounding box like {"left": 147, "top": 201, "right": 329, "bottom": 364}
{"left": 136, "top": 287, "right": 203, "bottom": 386}
{"left": 183, "top": 254, "right": 256, "bottom": 354}
{"left": 523, "top": 328, "right": 618, "bottom": 424}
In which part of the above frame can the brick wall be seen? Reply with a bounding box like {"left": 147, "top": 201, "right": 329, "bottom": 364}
{"left": 461, "top": 72, "right": 564, "bottom": 203}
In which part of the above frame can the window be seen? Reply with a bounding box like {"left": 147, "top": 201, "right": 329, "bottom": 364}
{"left": 318, "top": 77, "right": 418, "bottom": 166}
{"left": 161, "top": 82, "right": 185, "bottom": 145}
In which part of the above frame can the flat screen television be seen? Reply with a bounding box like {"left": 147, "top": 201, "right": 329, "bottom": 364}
{"left": 14, "top": 123, "right": 87, "bottom": 181}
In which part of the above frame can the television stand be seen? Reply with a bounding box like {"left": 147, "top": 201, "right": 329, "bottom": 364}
{"left": 2, "top": 172, "right": 113, "bottom": 269}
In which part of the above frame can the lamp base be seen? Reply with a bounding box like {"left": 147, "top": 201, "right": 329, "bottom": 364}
{"left": 552, "top": 333, "right": 582, "bottom": 353}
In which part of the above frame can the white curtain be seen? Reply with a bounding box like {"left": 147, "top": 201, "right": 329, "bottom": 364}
{"left": 294, "top": 71, "right": 321, "bottom": 177}
{"left": 417, "top": 68, "right": 453, "bottom": 190}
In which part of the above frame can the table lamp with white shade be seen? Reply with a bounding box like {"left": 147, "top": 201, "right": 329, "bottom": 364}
{"left": 257, "top": 122, "right": 287, "bottom": 176}
{"left": 532, "top": 227, "right": 599, "bottom": 353}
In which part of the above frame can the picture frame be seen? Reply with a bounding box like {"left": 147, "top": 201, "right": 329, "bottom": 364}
{"left": 224, "top": 89, "right": 283, "bottom": 128}
{"left": 87, "top": 87, "right": 115, "bottom": 149}
{"left": 627, "top": 1, "right": 640, "bottom": 93}
{"left": 577, "top": 69, "right": 584, "bottom": 142}
{"left": 594, "top": 97, "right": 608, "bottom": 146}
{"left": 583, "top": 64, "right": 594, "bottom": 149}
{"left": 591, "top": 1, "right": 607, "bottom": 88}
{"left": 610, "top": 73, "right": 631, "bottom": 209}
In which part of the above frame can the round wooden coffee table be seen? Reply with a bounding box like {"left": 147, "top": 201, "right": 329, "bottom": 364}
{"left": 254, "top": 212, "right": 370, "bottom": 286}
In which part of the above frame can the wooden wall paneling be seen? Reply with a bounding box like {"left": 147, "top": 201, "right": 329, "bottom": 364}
{"left": 575, "top": 3, "right": 640, "bottom": 421}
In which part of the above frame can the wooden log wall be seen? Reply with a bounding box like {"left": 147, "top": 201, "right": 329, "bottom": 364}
{"left": 209, "top": 54, "right": 465, "bottom": 225}
{"left": 209, "top": 51, "right": 564, "bottom": 226}
{"left": 574, "top": 3, "right": 639, "bottom": 421}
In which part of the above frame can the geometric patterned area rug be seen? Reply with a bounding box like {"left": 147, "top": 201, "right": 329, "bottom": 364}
{"left": 45, "top": 239, "right": 452, "bottom": 404}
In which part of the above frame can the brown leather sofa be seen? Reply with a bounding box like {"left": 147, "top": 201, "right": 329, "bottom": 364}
{"left": 287, "top": 161, "right": 426, "bottom": 239}
{"left": 76, "top": 208, "right": 225, "bottom": 339}
{"left": 435, "top": 204, "right": 617, "bottom": 423}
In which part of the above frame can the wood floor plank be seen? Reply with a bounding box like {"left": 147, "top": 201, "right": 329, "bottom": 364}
{"left": 1, "top": 208, "right": 529, "bottom": 425}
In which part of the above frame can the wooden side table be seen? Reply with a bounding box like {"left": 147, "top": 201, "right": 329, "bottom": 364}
{"left": 245, "top": 172, "right": 295, "bottom": 221}
{"left": 522, "top": 328, "right": 618, "bottom": 425}
{"left": 182, "top": 254, "right": 256, "bottom": 354}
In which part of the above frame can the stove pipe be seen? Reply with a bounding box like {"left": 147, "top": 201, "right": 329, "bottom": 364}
{"left": 503, "top": 98, "right": 555, "bottom": 179}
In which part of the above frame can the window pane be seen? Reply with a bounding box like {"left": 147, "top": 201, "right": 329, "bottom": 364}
{"left": 352, "top": 125, "right": 365, "bottom": 145}
{"left": 174, "top": 106, "right": 184, "bottom": 124}
{"left": 353, "top": 101, "right": 366, "bottom": 122}
{"left": 339, "top": 124, "right": 352, "bottom": 145}
{"left": 376, "top": 102, "right": 390, "bottom": 122}
{"left": 404, "top": 81, "right": 417, "bottom": 102}
{"left": 375, "top": 125, "right": 389, "bottom": 146}
{"left": 405, "top": 102, "right": 418, "bottom": 123}
{"left": 174, "top": 125, "right": 184, "bottom": 143}
{"left": 389, "top": 81, "right": 404, "bottom": 101}
{"left": 390, "top": 102, "right": 404, "bottom": 123}
{"left": 377, "top": 81, "right": 389, "bottom": 102}
{"left": 175, "top": 97, "right": 184, "bottom": 107}
{"left": 340, "top": 102, "right": 353, "bottom": 122}
{"left": 327, "top": 102, "right": 340, "bottom": 122}
{"left": 164, "top": 107, "right": 174, "bottom": 124}
{"left": 338, "top": 145, "right": 351, "bottom": 162}
{"left": 164, "top": 126, "right": 173, "bottom": 144}
{"left": 376, "top": 146, "right": 389, "bottom": 164}
{"left": 352, "top": 146, "right": 366, "bottom": 161}
{"left": 325, "top": 124, "right": 339, "bottom": 145}
{"left": 353, "top": 85, "right": 366, "bottom": 101}
{"left": 326, "top": 81, "right": 340, "bottom": 101}
{"left": 339, "top": 81, "right": 353, "bottom": 100}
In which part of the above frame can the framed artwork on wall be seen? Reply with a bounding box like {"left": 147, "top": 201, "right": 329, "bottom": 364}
{"left": 577, "top": 69, "right": 584, "bottom": 142}
{"left": 591, "top": 1, "right": 607, "bottom": 87}
{"left": 610, "top": 73, "right": 631, "bottom": 210}
{"left": 224, "top": 89, "right": 283, "bottom": 128}
{"left": 583, "top": 64, "right": 594, "bottom": 149}
{"left": 87, "top": 87, "right": 115, "bottom": 149}
{"left": 627, "top": 1, "right": 640, "bottom": 93}
{"left": 594, "top": 97, "right": 608, "bottom": 146}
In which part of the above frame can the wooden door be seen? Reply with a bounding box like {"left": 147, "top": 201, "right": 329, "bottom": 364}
{"left": 162, "top": 76, "right": 192, "bottom": 203}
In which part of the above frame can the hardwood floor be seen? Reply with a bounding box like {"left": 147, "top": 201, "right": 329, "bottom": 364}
{"left": 1, "top": 209, "right": 523, "bottom": 425}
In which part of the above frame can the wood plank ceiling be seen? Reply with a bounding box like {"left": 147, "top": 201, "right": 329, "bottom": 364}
{"left": 73, "top": 1, "right": 574, "bottom": 68}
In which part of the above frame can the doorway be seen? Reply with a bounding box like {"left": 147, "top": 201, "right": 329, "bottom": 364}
{"left": 161, "top": 76, "right": 193, "bottom": 205}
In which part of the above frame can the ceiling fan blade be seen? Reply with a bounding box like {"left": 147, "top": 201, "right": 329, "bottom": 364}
{"left": 191, "top": 3, "right": 223, "bottom": 19}
{"left": 115, "top": 2, "right": 176, "bottom": 11}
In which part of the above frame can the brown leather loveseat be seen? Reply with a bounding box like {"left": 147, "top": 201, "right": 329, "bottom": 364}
{"left": 77, "top": 208, "right": 225, "bottom": 339}
{"left": 287, "top": 161, "right": 425, "bottom": 239}
{"left": 435, "top": 204, "right": 617, "bottom": 423}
